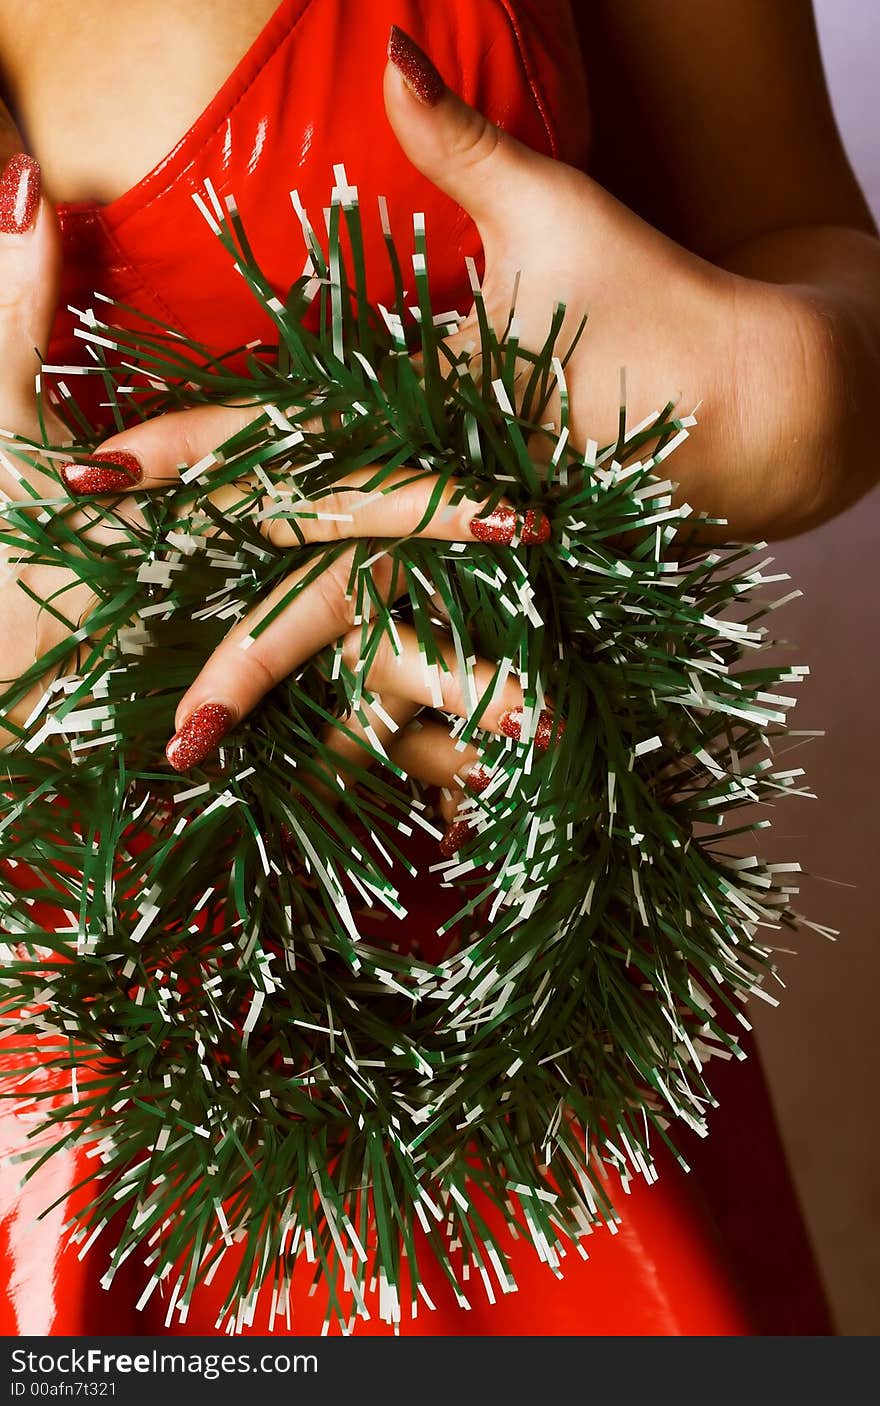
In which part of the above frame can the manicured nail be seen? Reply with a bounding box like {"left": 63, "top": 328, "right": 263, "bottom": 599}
{"left": 499, "top": 708, "right": 566, "bottom": 751}
{"left": 0, "top": 154, "right": 41, "bottom": 234}
{"left": 387, "top": 25, "right": 445, "bottom": 107}
{"left": 469, "top": 505, "right": 551, "bottom": 546}
{"left": 439, "top": 819, "right": 473, "bottom": 858}
{"left": 462, "top": 762, "right": 493, "bottom": 794}
{"left": 165, "top": 703, "right": 232, "bottom": 773}
{"left": 60, "top": 450, "right": 143, "bottom": 496}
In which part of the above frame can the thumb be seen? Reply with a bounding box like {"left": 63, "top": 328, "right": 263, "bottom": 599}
{"left": 383, "top": 25, "right": 542, "bottom": 240}
{"left": 0, "top": 135, "right": 62, "bottom": 420}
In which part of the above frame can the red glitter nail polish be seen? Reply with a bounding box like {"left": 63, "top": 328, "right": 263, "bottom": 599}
{"left": 60, "top": 451, "right": 144, "bottom": 496}
{"left": 521, "top": 508, "right": 552, "bottom": 545}
{"left": 387, "top": 25, "right": 445, "bottom": 107}
{"left": 470, "top": 505, "right": 551, "bottom": 545}
{"left": 499, "top": 708, "right": 566, "bottom": 751}
{"left": 534, "top": 709, "right": 566, "bottom": 750}
{"left": 439, "top": 819, "right": 473, "bottom": 857}
{"left": 499, "top": 709, "right": 524, "bottom": 743}
{"left": 165, "top": 703, "right": 232, "bottom": 773}
{"left": 0, "top": 153, "right": 40, "bottom": 234}
{"left": 463, "top": 763, "right": 493, "bottom": 794}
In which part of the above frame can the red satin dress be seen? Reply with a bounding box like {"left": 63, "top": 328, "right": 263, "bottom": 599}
{"left": 0, "top": 0, "right": 832, "bottom": 1336}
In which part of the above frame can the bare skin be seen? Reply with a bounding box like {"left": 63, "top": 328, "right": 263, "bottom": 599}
{"left": 0, "top": 1, "right": 281, "bottom": 205}
{"left": 0, "top": 1, "right": 878, "bottom": 830}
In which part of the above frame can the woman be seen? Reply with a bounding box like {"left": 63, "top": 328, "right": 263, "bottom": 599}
{"left": 0, "top": 0, "right": 875, "bottom": 1334}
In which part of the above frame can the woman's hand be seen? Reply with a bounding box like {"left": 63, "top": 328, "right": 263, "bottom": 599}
{"left": 59, "top": 397, "right": 558, "bottom": 846}
{"left": 52, "top": 22, "right": 852, "bottom": 837}
{"left": 66, "top": 27, "right": 844, "bottom": 821}
{"left": 0, "top": 140, "right": 100, "bottom": 746}
{"left": 2, "top": 147, "right": 552, "bottom": 860}
{"left": 382, "top": 26, "right": 861, "bottom": 542}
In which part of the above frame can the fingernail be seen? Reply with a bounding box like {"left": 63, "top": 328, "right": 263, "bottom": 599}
{"left": 60, "top": 450, "right": 144, "bottom": 495}
{"left": 440, "top": 819, "right": 473, "bottom": 857}
{"left": 469, "top": 505, "right": 551, "bottom": 546}
{"left": 387, "top": 25, "right": 446, "bottom": 107}
{"left": 499, "top": 708, "right": 566, "bottom": 751}
{"left": 165, "top": 703, "right": 232, "bottom": 773}
{"left": 0, "top": 154, "right": 40, "bottom": 234}
{"left": 462, "top": 762, "right": 493, "bottom": 794}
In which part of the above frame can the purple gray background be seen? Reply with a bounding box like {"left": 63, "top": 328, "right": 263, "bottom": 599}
{"left": 751, "top": 0, "right": 880, "bottom": 1337}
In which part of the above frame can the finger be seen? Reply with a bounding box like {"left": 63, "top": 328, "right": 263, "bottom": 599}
{"left": 312, "top": 707, "right": 490, "bottom": 859}
{"left": 0, "top": 149, "right": 62, "bottom": 431}
{"left": 388, "top": 718, "right": 482, "bottom": 798}
{"left": 316, "top": 690, "right": 421, "bottom": 797}
{"left": 56, "top": 399, "right": 263, "bottom": 495}
{"left": 383, "top": 24, "right": 601, "bottom": 378}
{"left": 388, "top": 719, "right": 494, "bottom": 856}
{"left": 384, "top": 26, "right": 546, "bottom": 240}
{"left": 341, "top": 622, "right": 565, "bottom": 749}
{"left": 277, "top": 695, "right": 420, "bottom": 877}
{"left": 164, "top": 545, "right": 406, "bottom": 770}
{"left": 59, "top": 417, "right": 551, "bottom": 550}
{"left": 277, "top": 691, "right": 422, "bottom": 889}
{"left": 209, "top": 467, "right": 550, "bottom": 549}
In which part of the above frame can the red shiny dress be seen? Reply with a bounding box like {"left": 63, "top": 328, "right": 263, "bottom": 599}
{"left": 0, "top": 0, "right": 831, "bottom": 1335}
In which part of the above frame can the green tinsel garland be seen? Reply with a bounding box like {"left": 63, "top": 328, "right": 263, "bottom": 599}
{"left": 0, "top": 172, "right": 812, "bottom": 1331}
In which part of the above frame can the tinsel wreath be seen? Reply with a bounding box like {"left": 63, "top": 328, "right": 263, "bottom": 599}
{"left": 0, "top": 170, "right": 815, "bottom": 1332}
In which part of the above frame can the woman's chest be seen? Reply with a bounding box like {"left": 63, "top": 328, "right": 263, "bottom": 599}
{"left": 0, "top": 0, "right": 279, "bottom": 202}
{"left": 1, "top": 0, "right": 588, "bottom": 209}
{"left": 18, "top": 0, "right": 587, "bottom": 373}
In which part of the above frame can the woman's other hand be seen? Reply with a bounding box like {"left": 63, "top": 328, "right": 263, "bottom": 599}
{"left": 0, "top": 118, "right": 88, "bottom": 745}
{"left": 383, "top": 24, "right": 880, "bottom": 543}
